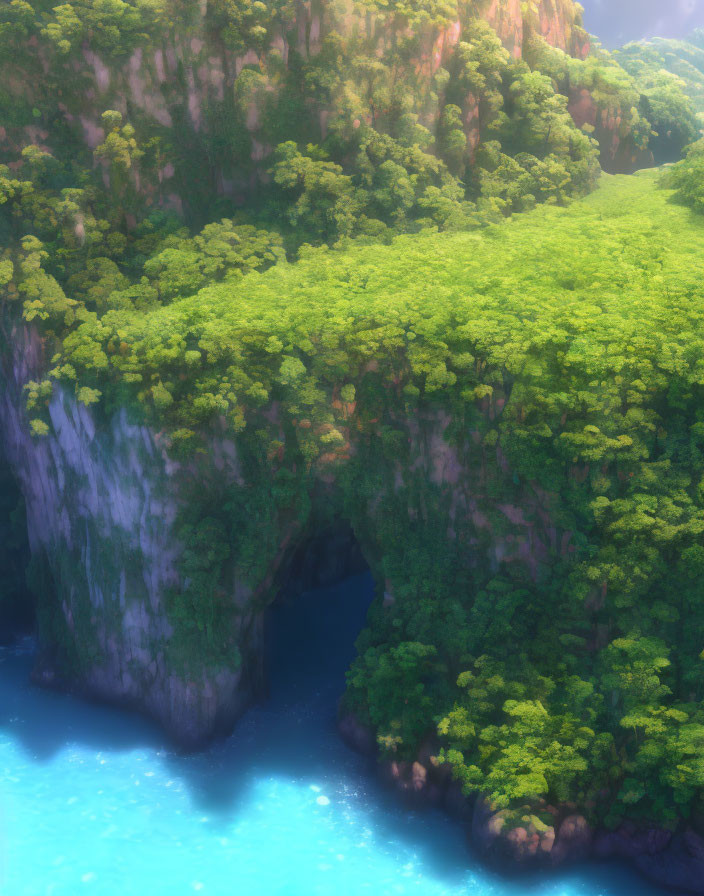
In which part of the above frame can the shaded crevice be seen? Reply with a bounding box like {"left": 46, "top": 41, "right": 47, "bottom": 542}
{"left": 0, "top": 450, "right": 34, "bottom": 642}
{"left": 264, "top": 570, "right": 375, "bottom": 709}
{"left": 275, "top": 523, "right": 369, "bottom": 601}
{"left": 254, "top": 524, "right": 372, "bottom": 705}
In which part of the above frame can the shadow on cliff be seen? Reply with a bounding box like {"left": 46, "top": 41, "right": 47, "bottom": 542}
{"left": 159, "top": 572, "right": 499, "bottom": 887}
{"left": 0, "top": 638, "right": 165, "bottom": 758}
{"left": 0, "top": 570, "right": 371, "bottom": 754}
{"left": 169, "top": 570, "right": 378, "bottom": 811}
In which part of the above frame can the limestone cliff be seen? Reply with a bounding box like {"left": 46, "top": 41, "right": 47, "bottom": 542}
{"left": 5, "top": 318, "right": 704, "bottom": 896}
{"left": 0, "top": 319, "right": 572, "bottom": 746}
{"left": 0, "top": 0, "right": 593, "bottom": 215}
{"left": 3, "top": 165, "right": 704, "bottom": 892}
{"left": 0, "top": 322, "right": 257, "bottom": 744}
{"left": 483, "top": 0, "right": 587, "bottom": 59}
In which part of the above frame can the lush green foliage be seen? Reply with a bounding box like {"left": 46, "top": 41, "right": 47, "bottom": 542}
{"left": 616, "top": 33, "right": 704, "bottom": 126}
{"left": 7, "top": 168, "right": 703, "bottom": 828}
{"left": 0, "top": 0, "right": 674, "bottom": 245}
{"left": 662, "top": 137, "right": 704, "bottom": 213}
{"left": 614, "top": 35, "right": 704, "bottom": 163}
{"left": 529, "top": 34, "right": 700, "bottom": 168}
{"left": 2, "top": 0, "right": 704, "bottom": 837}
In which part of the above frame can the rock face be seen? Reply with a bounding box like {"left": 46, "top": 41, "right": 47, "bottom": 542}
{"left": 551, "top": 813, "right": 593, "bottom": 864}
{"left": 470, "top": 799, "right": 704, "bottom": 892}
{"left": 3, "top": 314, "right": 704, "bottom": 890}
{"left": 471, "top": 797, "right": 557, "bottom": 864}
{"left": 276, "top": 526, "right": 368, "bottom": 600}
{"left": 567, "top": 87, "right": 655, "bottom": 174}
{"left": 0, "top": 322, "right": 256, "bottom": 746}
{"left": 337, "top": 710, "right": 378, "bottom": 756}
{"left": 593, "top": 821, "right": 672, "bottom": 860}
{"left": 0, "top": 0, "right": 591, "bottom": 210}
{"left": 484, "top": 0, "right": 586, "bottom": 59}
{"left": 635, "top": 830, "right": 704, "bottom": 895}
{"left": 0, "top": 445, "right": 33, "bottom": 642}
{"left": 593, "top": 824, "right": 704, "bottom": 894}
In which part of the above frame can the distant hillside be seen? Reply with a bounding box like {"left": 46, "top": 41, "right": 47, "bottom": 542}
{"left": 616, "top": 31, "right": 704, "bottom": 124}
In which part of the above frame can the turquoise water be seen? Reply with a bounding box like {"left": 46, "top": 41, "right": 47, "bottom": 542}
{"left": 0, "top": 573, "right": 665, "bottom": 896}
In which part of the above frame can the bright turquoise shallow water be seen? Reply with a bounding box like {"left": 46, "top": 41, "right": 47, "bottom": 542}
{"left": 0, "top": 574, "right": 666, "bottom": 896}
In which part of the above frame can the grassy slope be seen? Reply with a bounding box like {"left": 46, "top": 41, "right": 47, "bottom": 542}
{"left": 77, "top": 168, "right": 704, "bottom": 425}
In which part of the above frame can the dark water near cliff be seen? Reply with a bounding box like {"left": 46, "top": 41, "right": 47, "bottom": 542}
{"left": 0, "top": 573, "right": 666, "bottom": 894}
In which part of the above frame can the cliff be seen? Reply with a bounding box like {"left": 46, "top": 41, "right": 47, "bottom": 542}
{"left": 0, "top": 4, "right": 699, "bottom": 896}
{"left": 0, "top": 1, "right": 702, "bottom": 887}
{"left": 3, "top": 170, "right": 704, "bottom": 892}
{"left": 0, "top": 0, "right": 599, "bottom": 219}
{"left": 484, "top": 0, "right": 587, "bottom": 58}
{"left": 0, "top": 314, "right": 570, "bottom": 746}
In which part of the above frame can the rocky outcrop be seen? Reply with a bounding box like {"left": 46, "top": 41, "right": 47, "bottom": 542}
{"left": 0, "top": 321, "right": 257, "bottom": 746}
{"left": 337, "top": 711, "right": 703, "bottom": 893}
{"left": 635, "top": 830, "right": 704, "bottom": 895}
{"left": 593, "top": 821, "right": 672, "bottom": 861}
{"left": 593, "top": 824, "right": 704, "bottom": 894}
{"left": 471, "top": 798, "right": 557, "bottom": 864}
{"left": 485, "top": 0, "right": 587, "bottom": 60}
{"left": 2, "top": 311, "right": 704, "bottom": 891}
{"left": 567, "top": 87, "right": 655, "bottom": 174}
{"left": 338, "top": 710, "right": 378, "bottom": 757}
{"left": 551, "top": 813, "right": 593, "bottom": 865}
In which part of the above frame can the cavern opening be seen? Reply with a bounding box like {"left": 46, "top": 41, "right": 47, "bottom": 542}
{"left": 0, "top": 452, "right": 34, "bottom": 641}
{"left": 261, "top": 524, "right": 374, "bottom": 718}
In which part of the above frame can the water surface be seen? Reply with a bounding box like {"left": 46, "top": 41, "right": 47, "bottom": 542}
{"left": 0, "top": 574, "right": 667, "bottom": 894}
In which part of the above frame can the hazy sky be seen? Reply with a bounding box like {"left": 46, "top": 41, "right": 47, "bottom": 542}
{"left": 580, "top": 0, "right": 704, "bottom": 46}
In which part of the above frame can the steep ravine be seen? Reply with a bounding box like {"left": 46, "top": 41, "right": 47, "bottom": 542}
{"left": 8, "top": 0, "right": 587, "bottom": 175}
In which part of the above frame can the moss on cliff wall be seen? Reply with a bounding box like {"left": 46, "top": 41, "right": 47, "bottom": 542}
{"left": 0, "top": 0, "right": 690, "bottom": 244}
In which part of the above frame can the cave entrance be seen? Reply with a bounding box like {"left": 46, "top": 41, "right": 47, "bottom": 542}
{"left": 0, "top": 451, "right": 34, "bottom": 641}
{"left": 261, "top": 524, "right": 374, "bottom": 718}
